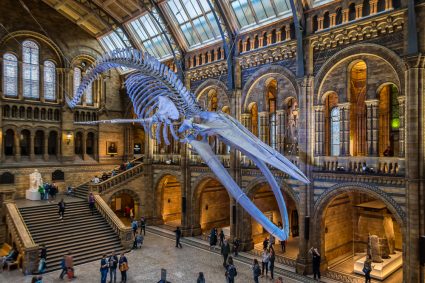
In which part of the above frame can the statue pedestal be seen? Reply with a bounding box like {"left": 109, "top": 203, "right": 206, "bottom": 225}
{"left": 26, "top": 189, "right": 41, "bottom": 201}
{"left": 354, "top": 251, "right": 402, "bottom": 280}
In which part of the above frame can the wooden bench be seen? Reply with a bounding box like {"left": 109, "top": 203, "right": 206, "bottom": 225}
{"left": 0, "top": 243, "right": 11, "bottom": 257}
{"left": 6, "top": 253, "right": 22, "bottom": 271}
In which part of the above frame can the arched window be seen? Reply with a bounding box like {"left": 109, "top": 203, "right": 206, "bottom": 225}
{"left": 350, "top": 61, "right": 367, "bottom": 156}
{"left": 22, "top": 40, "right": 39, "bottom": 99}
{"left": 330, "top": 107, "right": 340, "bottom": 156}
{"left": 73, "top": 67, "right": 82, "bottom": 104}
{"left": 267, "top": 79, "right": 277, "bottom": 149}
{"left": 3, "top": 53, "right": 18, "bottom": 97}
{"left": 362, "top": 0, "right": 370, "bottom": 17}
{"left": 323, "top": 12, "right": 330, "bottom": 29}
{"left": 348, "top": 3, "right": 356, "bottom": 21}
{"left": 378, "top": 84, "right": 400, "bottom": 156}
{"left": 335, "top": 8, "right": 343, "bottom": 25}
{"left": 44, "top": 61, "right": 56, "bottom": 100}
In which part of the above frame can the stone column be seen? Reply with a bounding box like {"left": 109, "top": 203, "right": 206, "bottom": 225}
{"left": 258, "top": 36, "right": 264, "bottom": 48}
{"left": 403, "top": 55, "right": 424, "bottom": 283}
{"left": 330, "top": 13, "right": 336, "bottom": 27}
{"left": 385, "top": 0, "right": 393, "bottom": 10}
{"left": 276, "top": 110, "right": 285, "bottom": 153}
{"left": 258, "top": 112, "right": 269, "bottom": 144}
{"left": 214, "top": 49, "right": 219, "bottom": 61}
{"left": 56, "top": 133, "right": 61, "bottom": 160}
{"left": 317, "top": 16, "right": 324, "bottom": 31}
{"left": 39, "top": 64, "right": 45, "bottom": 102}
{"left": 339, "top": 103, "right": 350, "bottom": 156}
{"left": 82, "top": 132, "right": 87, "bottom": 160}
{"left": 365, "top": 99, "right": 379, "bottom": 156}
{"left": 30, "top": 132, "right": 35, "bottom": 161}
{"left": 201, "top": 53, "right": 206, "bottom": 65}
{"left": 267, "top": 33, "right": 272, "bottom": 45}
{"left": 207, "top": 51, "right": 212, "bottom": 63}
{"left": 189, "top": 57, "right": 194, "bottom": 68}
{"left": 242, "top": 41, "right": 247, "bottom": 52}
{"left": 276, "top": 30, "right": 282, "bottom": 42}
{"left": 355, "top": 4, "right": 363, "bottom": 19}
{"left": 195, "top": 55, "right": 200, "bottom": 66}
{"left": 285, "top": 24, "right": 291, "bottom": 40}
{"left": 370, "top": 0, "right": 378, "bottom": 14}
{"left": 314, "top": 106, "right": 324, "bottom": 156}
{"left": 342, "top": 9, "right": 349, "bottom": 23}
{"left": 397, "top": 96, "right": 405, "bottom": 157}
{"left": 43, "top": 134, "right": 49, "bottom": 161}
{"left": 14, "top": 132, "right": 20, "bottom": 162}
{"left": 18, "top": 62, "right": 23, "bottom": 100}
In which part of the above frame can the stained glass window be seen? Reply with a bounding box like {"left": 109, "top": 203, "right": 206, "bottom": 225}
{"left": 3, "top": 53, "right": 18, "bottom": 97}
{"left": 74, "top": 67, "right": 93, "bottom": 105}
{"left": 167, "top": 0, "right": 220, "bottom": 48}
{"left": 22, "top": 40, "right": 39, "bottom": 98}
{"left": 128, "top": 12, "right": 172, "bottom": 59}
{"left": 43, "top": 61, "right": 56, "bottom": 100}
{"left": 230, "top": 0, "right": 291, "bottom": 29}
{"left": 330, "top": 107, "right": 340, "bottom": 156}
{"left": 73, "top": 67, "right": 82, "bottom": 104}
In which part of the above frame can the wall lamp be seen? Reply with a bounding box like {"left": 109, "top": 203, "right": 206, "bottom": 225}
{"left": 66, "top": 132, "right": 72, "bottom": 145}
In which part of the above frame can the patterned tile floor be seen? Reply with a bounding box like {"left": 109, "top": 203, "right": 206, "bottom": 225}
{"left": 0, "top": 232, "right": 303, "bottom": 283}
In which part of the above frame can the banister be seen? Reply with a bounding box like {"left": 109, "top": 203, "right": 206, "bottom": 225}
{"left": 93, "top": 193, "right": 133, "bottom": 249}
{"left": 4, "top": 201, "right": 39, "bottom": 274}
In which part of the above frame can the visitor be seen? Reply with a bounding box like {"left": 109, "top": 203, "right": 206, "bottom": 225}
{"left": 101, "top": 172, "right": 108, "bottom": 181}
{"left": 269, "top": 246, "right": 275, "bottom": 279}
{"left": 209, "top": 228, "right": 217, "bottom": 250}
{"left": 310, "top": 247, "right": 321, "bottom": 281}
{"left": 219, "top": 229, "right": 225, "bottom": 247}
{"left": 224, "top": 256, "right": 237, "bottom": 283}
{"left": 61, "top": 251, "right": 74, "bottom": 280}
{"left": 126, "top": 162, "right": 133, "bottom": 170}
{"left": 140, "top": 217, "right": 146, "bottom": 235}
{"left": 135, "top": 232, "right": 144, "bottom": 249}
{"left": 118, "top": 252, "right": 128, "bottom": 283}
{"left": 111, "top": 169, "right": 117, "bottom": 177}
{"left": 280, "top": 239, "right": 286, "bottom": 253}
{"left": 38, "top": 243, "right": 47, "bottom": 274}
{"left": 38, "top": 185, "right": 45, "bottom": 201}
{"left": 59, "top": 255, "right": 67, "bottom": 279}
{"left": 269, "top": 234, "right": 275, "bottom": 248}
{"left": 174, "top": 226, "right": 182, "bottom": 248}
{"left": 261, "top": 248, "right": 270, "bottom": 278}
{"left": 51, "top": 183, "right": 58, "bottom": 199}
{"left": 88, "top": 192, "right": 95, "bottom": 215}
{"left": 109, "top": 251, "right": 118, "bottom": 283}
{"left": 232, "top": 238, "right": 240, "bottom": 256}
{"left": 130, "top": 208, "right": 134, "bottom": 219}
{"left": 0, "top": 243, "right": 18, "bottom": 270}
{"left": 383, "top": 145, "right": 393, "bottom": 157}
{"left": 119, "top": 163, "right": 126, "bottom": 172}
{"left": 262, "top": 237, "right": 269, "bottom": 250}
{"left": 196, "top": 272, "right": 205, "bottom": 283}
{"left": 252, "top": 259, "right": 261, "bottom": 283}
{"left": 58, "top": 198, "right": 66, "bottom": 220}
{"left": 31, "top": 275, "right": 43, "bottom": 283}
{"left": 221, "top": 240, "right": 230, "bottom": 267}
{"left": 124, "top": 206, "right": 130, "bottom": 218}
{"left": 363, "top": 254, "right": 373, "bottom": 283}
{"left": 100, "top": 254, "right": 109, "bottom": 283}
{"left": 44, "top": 183, "right": 50, "bottom": 201}
{"left": 66, "top": 186, "right": 74, "bottom": 197}
{"left": 92, "top": 176, "right": 100, "bottom": 184}
{"left": 131, "top": 220, "right": 138, "bottom": 237}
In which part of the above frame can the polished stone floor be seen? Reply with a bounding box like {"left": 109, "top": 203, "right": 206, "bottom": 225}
{"left": 0, "top": 232, "right": 303, "bottom": 283}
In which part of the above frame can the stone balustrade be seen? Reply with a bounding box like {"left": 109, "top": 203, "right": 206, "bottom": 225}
{"left": 315, "top": 156, "right": 404, "bottom": 175}
{"left": 93, "top": 194, "right": 133, "bottom": 249}
{"left": 152, "top": 154, "right": 181, "bottom": 165}
{"left": 4, "top": 201, "right": 40, "bottom": 274}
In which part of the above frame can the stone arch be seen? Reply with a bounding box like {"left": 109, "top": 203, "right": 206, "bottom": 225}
{"left": 315, "top": 43, "right": 405, "bottom": 104}
{"left": 154, "top": 172, "right": 182, "bottom": 226}
{"left": 311, "top": 183, "right": 406, "bottom": 264}
{"left": 242, "top": 65, "right": 299, "bottom": 112}
{"left": 194, "top": 79, "right": 230, "bottom": 111}
{"left": 107, "top": 188, "right": 142, "bottom": 219}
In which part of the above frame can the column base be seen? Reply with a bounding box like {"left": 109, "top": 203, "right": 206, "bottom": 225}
{"left": 26, "top": 190, "right": 41, "bottom": 201}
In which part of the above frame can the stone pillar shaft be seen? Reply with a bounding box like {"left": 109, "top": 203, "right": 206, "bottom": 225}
{"left": 366, "top": 99, "right": 379, "bottom": 156}
{"left": 397, "top": 96, "right": 405, "bottom": 157}
{"left": 339, "top": 103, "right": 350, "bottom": 156}
{"left": 314, "top": 106, "right": 324, "bottom": 156}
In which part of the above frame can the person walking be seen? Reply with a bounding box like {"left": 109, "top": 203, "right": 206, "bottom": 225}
{"left": 131, "top": 220, "right": 138, "bottom": 237}
{"left": 262, "top": 237, "right": 269, "bottom": 250}
{"left": 269, "top": 247, "right": 275, "bottom": 280}
{"left": 64, "top": 251, "right": 74, "bottom": 279}
{"left": 118, "top": 253, "right": 128, "bottom": 283}
{"left": 221, "top": 240, "right": 230, "bottom": 267}
{"left": 38, "top": 244, "right": 47, "bottom": 274}
{"left": 57, "top": 198, "right": 66, "bottom": 220}
{"left": 109, "top": 251, "right": 118, "bottom": 283}
{"left": 363, "top": 255, "right": 373, "bottom": 283}
{"left": 140, "top": 217, "right": 146, "bottom": 236}
{"left": 100, "top": 254, "right": 109, "bottom": 283}
{"left": 219, "top": 229, "right": 225, "bottom": 247}
{"left": 252, "top": 259, "right": 261, "bottom": 283}
{"left": 225, "top": 256, "right": 237, "bottom": 283}
{"left": 196, "top": 272, "right": 205, "bottom": 283}
{"left": 88, "top": 192, "right": 95, "bottom": 215}
{"left": 310, "top": 247, "right": 321, "bottom": 281}
{"left": 232, "top": 238, "right": 240, "bottom": 256}
{"left": 59, "top": 255, "right": 67, "bottom": 279}
{"left": 174, "top": 226, "right": 182, "bottom": 248}
{"left": 209, "top": 228, "right": 217, "bottom": 250}
{"left": 269, "top": 234, "right": 275, "bottom": 248}
{"left": 280, "top": 239, "right": 286, "bottom": 253}
{"left": 261, "top": 248, "right": 270, "bottom": 278}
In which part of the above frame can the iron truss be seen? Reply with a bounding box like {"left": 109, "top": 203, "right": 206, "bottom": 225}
{"left": 139, "top": 0, "right": 185, "bottom": 80}
{"left": 73, "top": 0, "right": 136, "bottom": 48}
{"left": 207, "top": 0, "right": 236, "bottom": 91}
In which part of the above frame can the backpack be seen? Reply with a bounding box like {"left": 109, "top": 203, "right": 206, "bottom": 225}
{"left": 254, "top": 265, "right": 261, "bottom": 277}
{"left": 228, "top": 265, "right": 237, "bottom": 278}
{"left": 132, "top": 222, "right": 137, "bottom": 230}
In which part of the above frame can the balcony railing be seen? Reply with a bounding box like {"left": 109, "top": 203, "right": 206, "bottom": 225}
{"left": 314, "top": 156, "right": 405, "bottom": 176}
{"left": 189, "top": 154, "right": 230, "bottom": 167}
{"left": 152, "top": 154, "right": 181, "bottom": 165}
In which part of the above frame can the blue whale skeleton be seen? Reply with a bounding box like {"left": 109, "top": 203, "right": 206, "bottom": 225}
{"left": 68, "top": 48, "right": 309, "bottom": 241}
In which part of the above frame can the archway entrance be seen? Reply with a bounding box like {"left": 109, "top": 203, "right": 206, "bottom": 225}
{"left": 109, "top": 190, "right": 140, "bottom": 225}
{"left": 198, "top": 178, "right": 230, "bottom": 236}
{"left": 250, "top": 184, "right": 299, "bottom": 259}
{"left": 158, "top": 175, "right": 181, "bottom": 227}
{"left": 322, "top": 192, "right": 403, "bottom": 281}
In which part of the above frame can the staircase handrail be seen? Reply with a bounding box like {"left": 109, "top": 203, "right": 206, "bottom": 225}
{"left": 4, "top": 201, "right": 40, "bottom": 274}
{"left": 89, "top": 162, "right": 144, "bottom": 194}
{"left": 93, "top": 193, "right": 133, "bottom": 249}
{"left": 74, "top": 155, "right": 144, "bottom": 189}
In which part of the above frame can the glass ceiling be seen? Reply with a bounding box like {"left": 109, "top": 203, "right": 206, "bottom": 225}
{"left": 127, "top": 11, "right": 172, "bottom": 60}
{"left": 99, "top": 28, "right": 131, "bottom": 73}
{"left": 230, "top": 0, "right": 291, "bottom": 29}
{"left": 166, "top": 0, "right": 221, "bottom": 48}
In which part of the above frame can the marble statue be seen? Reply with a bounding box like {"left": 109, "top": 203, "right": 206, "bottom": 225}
{"left": 368, "top": 234, "right": 383, "bottom": 263}
{"left": 29, "top": 169, "right": 43, "bottom": 191}
{"left": 67, "top": 48, "right": 310, "bottom": 241}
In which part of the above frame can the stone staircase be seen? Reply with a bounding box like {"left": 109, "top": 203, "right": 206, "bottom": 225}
{"left": 19, "top": 200, "right": 126, "bottom": 271}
